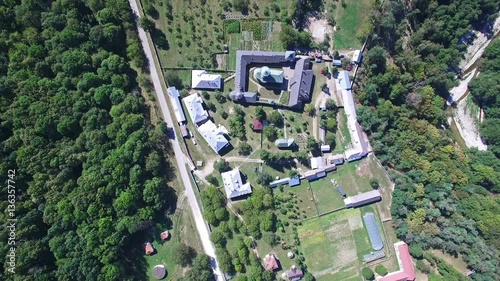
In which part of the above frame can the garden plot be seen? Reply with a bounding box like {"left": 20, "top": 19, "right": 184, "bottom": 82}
{"left": 298, "top": 209, "right": 369, "bottom": 277}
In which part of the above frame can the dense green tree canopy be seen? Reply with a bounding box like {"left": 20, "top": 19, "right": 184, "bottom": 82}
{"left": 358, "top": 1, "right": 500, "bottom": 280}
{"left": 0, "top": 0, "right": 176, "bottom": 280}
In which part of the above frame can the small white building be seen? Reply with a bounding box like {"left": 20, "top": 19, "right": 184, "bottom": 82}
{"left": 183, "top": 93, "right": 209, "bottom": 125}
{"left": 320, "top": 144, "right": 331, "bottom": 152}
{"left": 310, "top": 156, "right": 325, "bottom": 170}
{"left": 352, "top": 50, "right": 363, "bottom": 65}
{"left": 191, "top": 70, "right": 222, "bottom": 90}
{"left": 222, "top": 169, "right": 252, "bottom": 199}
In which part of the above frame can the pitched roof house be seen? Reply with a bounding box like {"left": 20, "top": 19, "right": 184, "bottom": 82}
{"left": 198, "top": 121, "right": 229, "bottom": 153}
{"left": 263, "top": 254, "right": 280, "bottom": 271}
{"left": 183, "top": 93, "right": 209, "bottom": 125}
{"left": 288, "top": 57, "right": 313, "bottom": 108}
{"left": 252, "top": 119, "right": 263, "bottom": 131}
{"left": 222, "top": 169, "right": 252, "bottom": 199}
{"left": 160, "top": 231, "right": 170, "bottom": 240}
{"left": 287, "top": 265, "right": 304, "bottom": 280}
{"left": 144, "top": 242, "right": 154, "bottom": 255}
{"left": 191, "top": 70, "right": 222, "bottom": 89}
{"left": 275, "top": 138, "right": 295, "bottom": 148}
{"left": 377, "top": 242, "right": 415, "bottom": 281}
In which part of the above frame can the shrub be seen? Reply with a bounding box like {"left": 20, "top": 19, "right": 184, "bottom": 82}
{"left": 206, "top": 175, "right": 219, "bottom": 186}
{"left": 375, "top": 265, "right": 388, "bottom": 276}
{"left": 172, "top": 243, "right": 196, "bottom": 267}
{"left": 409, "top": 244, "right": 424, "bottom": 259}
{"left": 241, "top": 20, "right": 263, "bottom": 40}
{"left": 416, "top": 260, "right": 431, "bottom": 274}
{"left": 225, "top": 20, "right": 240, "bottom": 34}
{"left": 238, "top": 142, "right": 252, "bottom": 156}
{"left": 370, "top": 179, "right": 380, "bottom": 189}
{"left": 361, "top": 267, "right": 374, "bottom": 280}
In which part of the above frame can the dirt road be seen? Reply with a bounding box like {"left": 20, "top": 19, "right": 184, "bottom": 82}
{"left": 128, "top": 1, "right": 222, "bottom": 279}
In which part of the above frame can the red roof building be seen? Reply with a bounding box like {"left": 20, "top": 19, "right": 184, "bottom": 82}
{"left": 160, "top": 231, "right": 170, "bottom": 240}
{"left": 377, "top": 242, "right": 415, "bottom": 281}
{"left": 252, "top": 119, "right": 263, "bottom": 131}
{"left": 144, "top": 242, "right": 155, "bottom": 255}
{"left": 263, "top": 254, "right": 280, "bottom": 271}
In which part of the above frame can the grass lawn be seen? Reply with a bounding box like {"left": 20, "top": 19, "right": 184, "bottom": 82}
{"left": 144, "top": 198, "right": 203, "bottom": 281}
{"left": 147, "top": 0, "right": 226, "bottom": 69}
{"left": 308, "top": 179, "right": 345, "bottom": 214}
{"left": 327, "top": 159, "right": 373, "bottom": 197}
{"left": 337, "top": 109, "right": 352, "bottom": 149}
{"left": 365, "top": 154, "right": 394, "bottom": 220}
{"left": 329, "top": 0, "right": 372, "bottom": 49}
{"left": 298, "top": 208, "right": 370, "bottom": 277}
{"left": 319, "top": 268, "right": 363, "bottom": 281}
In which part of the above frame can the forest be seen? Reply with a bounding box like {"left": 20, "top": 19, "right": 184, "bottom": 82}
{"left": 469, "top": 38, "right": 500, "bottom": 157}
{"left": 0, "top": 0, "right": 182, "bottom": 280}
{"left": 356, "top": 0, "right": 500, "bottom": 280}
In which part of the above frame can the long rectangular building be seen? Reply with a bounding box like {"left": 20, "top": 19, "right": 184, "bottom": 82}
{"left": 344, "top": 189, "right": 381, "bottom": 208}
{"left": 167, "top": 86, "right": 186, "bottom": 124}
{"left": 339, "top": 70, "right": 369, "bottom": 162}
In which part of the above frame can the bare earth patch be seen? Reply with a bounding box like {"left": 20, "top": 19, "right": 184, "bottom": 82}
{"left": 356, "top": 161, "right": 370, "bottom": 177}
{"left": 306, "top": 17, "right": 331, "bottom": 43}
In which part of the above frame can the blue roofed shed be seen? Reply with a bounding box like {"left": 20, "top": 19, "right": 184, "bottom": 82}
{"left": 288, "top": 176, "right": 300, "bottom": 187}
{"left": 337, "top": 186, "right": 346, "bottom": 197}
{"left": 363, "top": 213, "right": 384, "bottom": 251}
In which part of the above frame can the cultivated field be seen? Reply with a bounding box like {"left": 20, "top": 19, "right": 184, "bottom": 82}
{"left": 298, "top": 208, "right": 370, "bottom": 277}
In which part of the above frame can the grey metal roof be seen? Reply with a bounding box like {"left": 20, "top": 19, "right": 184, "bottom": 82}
{"left": 344, "top": 189, "right": 381, "bottom": 208}
{"left": 275, "top": 138, "right": 295, "bottom": 147}
{"left": 363, "top": 250, "right": 385, "bottom": 263}
{"left": 222, "top": 169, "right": 252, "bottom": 199}
{"left": 229, "top": 51, "right": 313, "bottom": 108}
{"left": 339, "top": 70, "right": 351, "bottom": 90}
{"left": 269, "top": 177, "right": 290, "bottom": 187}
{"left": 288, "top": 176, "right": 300, "bottom": 187}
{"left": 288, "top": 58, "right": 313, "bottom": 108}
{"left": 234, "top": 51, "right": 291, "bottom": 93}
{"left": 337, "top": 186, "right": 346, "bottom": 197}
{"left": 363, "top": 213, "right": 384, "bottom": 251}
